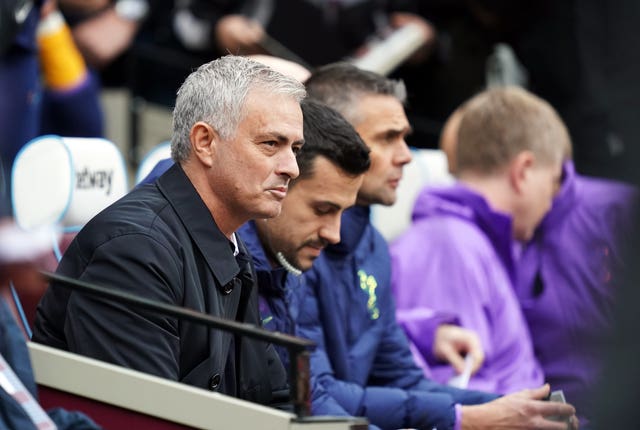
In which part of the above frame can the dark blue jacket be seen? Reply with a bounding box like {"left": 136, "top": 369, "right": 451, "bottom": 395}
{"left": 238, "top": 221, "right": 303, "bottom": 369}
{"left": 297, "top": 205, "right": 497, "bottom": 430}
{"left": 0, "top": 2, "right": 41, "bottom": 195}
{"left": 139, "top": 158, "right": 173, "bottom": 186}
{"left": 237, "top": 221, "right": 366, "bottom": 423}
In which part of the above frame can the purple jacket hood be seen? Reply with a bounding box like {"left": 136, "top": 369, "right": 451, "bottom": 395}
{"left": 411, "top": 184, "right": 516, "bottom": 284}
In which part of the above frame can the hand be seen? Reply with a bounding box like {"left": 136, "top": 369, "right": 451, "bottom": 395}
{"left": 58, "top": 0, "right": 111, "bottom": 15}
{"left": 461, "top": 384, "right": 579, "bottom": 429}
{"left": 215, "top": 15, "right": 265, "bottom": 55}
{"left": 71, "top": 7, "right": 140, "bottom": 68}
{"left": 40, "top": 0, "right": 58, "bottom": 18}
{"left": 388, "top": 12, "right": 436, "bottom": 63}
{"left": 433, "top": 324, "right": 484, "bottom": 375}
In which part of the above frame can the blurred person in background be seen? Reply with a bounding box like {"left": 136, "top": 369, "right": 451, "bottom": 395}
{"left": 514, "top": 126, "right": 638, "bottom": 423}
{"left": 0, "top": 0, "right": 103, "bottom": 215}
{"left": 439, "top": 90, "right": 638, "bottom": 424}
{"left": 0, "top": 219, "right": 100, "bottom": 429}
{"left": 391, "top": 87, "right": 564, "bottom": 395}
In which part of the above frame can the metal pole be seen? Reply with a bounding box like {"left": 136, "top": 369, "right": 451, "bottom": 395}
{"left": 41, "top": 271, "right": 315, "bottom": 416}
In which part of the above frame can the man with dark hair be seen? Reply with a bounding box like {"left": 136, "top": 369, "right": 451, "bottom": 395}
{"left": 238, "top": 98, "right": 370, "bottom": 378}
{"left": 33, "top": 55, "right": 305, "bottom": 404}
{"left": 300, "top": 63, "right": 578, "bottom": 429}
{"left": 136, "top": 98, "right": 371, "bottom": 415}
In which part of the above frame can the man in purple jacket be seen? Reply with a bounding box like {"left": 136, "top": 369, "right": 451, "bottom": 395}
{"left": 439, "top": 93, "right": 638, "bottom": 422}
{"left": 516, "top": 155, "right": 638, "bottom": 419}
{"left": 391, "top": 87, "right": 566, "bottom": 395}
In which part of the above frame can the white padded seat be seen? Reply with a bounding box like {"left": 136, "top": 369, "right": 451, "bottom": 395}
{"left": 12, "top": 135, "right": 128, "bottom": 231}
{"left": 135, "top": 141, "right": 171, "bottom": 185}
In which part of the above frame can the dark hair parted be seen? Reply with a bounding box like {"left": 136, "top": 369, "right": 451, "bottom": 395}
{"left": 304, "top": 62, "right": 406, "bottom": 125}
{"left": 296, "top": 99, "right": 371, "bottom": 182}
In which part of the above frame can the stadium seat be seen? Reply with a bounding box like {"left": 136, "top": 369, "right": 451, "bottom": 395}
{"left": 10, "top": 135, "right": 129, "bottom": 329}
{"left": 12, "top": 135, "right": 129, "bottom": 231}
{"left": 135, "top": 141, "right": 171, "bottom": 185}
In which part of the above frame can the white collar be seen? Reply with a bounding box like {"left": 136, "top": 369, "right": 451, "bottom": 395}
{"left": 230, "top": 232, "right": 239, "bottom": 256}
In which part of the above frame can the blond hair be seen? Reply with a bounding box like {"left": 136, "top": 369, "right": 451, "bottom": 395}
{"left": 457, "top": 86, "right": 570, "bottom": 175}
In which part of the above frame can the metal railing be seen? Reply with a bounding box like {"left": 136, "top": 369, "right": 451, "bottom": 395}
{"left": 41, "top": 271, "right": 315, "bottom": 417}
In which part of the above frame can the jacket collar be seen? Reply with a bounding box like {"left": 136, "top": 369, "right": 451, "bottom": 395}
{"left": 328, "top": 205, "right": 370, "bottom": 255}
{"left": 538, "top": 160, "right": 577, "bottom": 231}
{"left": 239, "top": 221, "right": 270, "bottom": 271}
{"left": 238, "top": 221, "right": 288, "bottom": 297}
{"left": 157, "top": 164, "right": 240, "bottom": 287}
{"left": 417, "top": 184, "right": 516, "bottom": 283}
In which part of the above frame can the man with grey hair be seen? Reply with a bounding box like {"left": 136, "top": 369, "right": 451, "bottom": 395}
{"left": 33, "top": 55, "right": 306, "bottom": 404}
